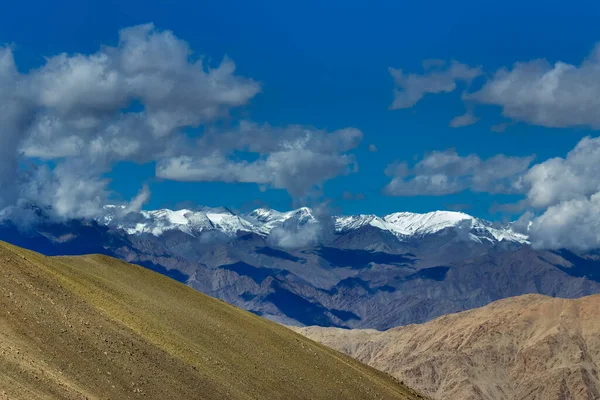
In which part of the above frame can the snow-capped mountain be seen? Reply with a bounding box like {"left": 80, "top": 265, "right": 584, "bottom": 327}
{"left": 4, "top": 203, "right": 600, "bottom": 331}
{"left": 247, "top": 207, "right": 318, "bottom": 234}
{"left": 98, "top": 206, "right": 529, "bottom": 244}
{"left": 100, "top": 206, "right": 257, "bottom": 237}
{"left": 382, "top": 211, "right": 529, "bottom": 244}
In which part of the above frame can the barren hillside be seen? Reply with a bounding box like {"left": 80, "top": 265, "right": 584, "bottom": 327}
{"left": 294, "top": 294, "right": 600, "bottom": 400}
{"left": 0, "top": 241, "right": 425, "bottom": 400}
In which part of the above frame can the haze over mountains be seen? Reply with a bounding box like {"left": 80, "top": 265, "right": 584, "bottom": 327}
{"left": 294, "top": 294, "right": 600, "bottom": 400}
{"left": 2, "top": 205, "right": 600, "bottom": 330}
{"left": 0, "top": 240, "right": 424, "bottom": 400}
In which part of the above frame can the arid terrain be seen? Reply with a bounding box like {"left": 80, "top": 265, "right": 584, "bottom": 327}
{"left": 0, "top": 241, "right": 425, "bottom": 400}
{"left": 294, "top": 294, "right": 600, "bottom": 400}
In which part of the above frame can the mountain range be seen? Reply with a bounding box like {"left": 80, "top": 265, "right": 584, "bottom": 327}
{"left": 2, "top": 205, "right": 599, "bottom": 330}
{"left": 294, "top": 293, "right": 600, "bottom": 400}
{"left": 98, "top": 205, "right": 528, "bottom": 244}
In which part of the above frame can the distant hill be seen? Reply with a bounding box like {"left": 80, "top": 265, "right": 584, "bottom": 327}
{"left": 294, "top": 294, "right": 600, "bottom": 400}
{"left": 0, "top": 241, "right": 425, "bottom": 400}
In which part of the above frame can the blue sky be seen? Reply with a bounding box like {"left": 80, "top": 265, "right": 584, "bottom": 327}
{"left": 1, "top": 0, "right": 600, "bottom": 220}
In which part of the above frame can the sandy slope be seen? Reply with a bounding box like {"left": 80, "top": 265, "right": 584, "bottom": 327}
{"left": 0, "top": 241, "right": 425, "bottom": 400}
{"left": 294, "top": 294, "right": 600, "bottom": 400}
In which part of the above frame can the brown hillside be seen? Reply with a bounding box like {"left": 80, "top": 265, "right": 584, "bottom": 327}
{"left": 294, "top": 294, "right": 600, "bottom": 400}
{"left": 0, "top": 241, "right": 425, "bottom": 400}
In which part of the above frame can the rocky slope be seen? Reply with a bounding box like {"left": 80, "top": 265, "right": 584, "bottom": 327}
{"left": 294, "top": 294, "right": 600, "bottom": 400}
{"left": 0, "top": 241, "right": 425, "bottom": 400}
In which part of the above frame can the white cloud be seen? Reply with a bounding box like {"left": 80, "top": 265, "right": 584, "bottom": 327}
{"left": 0, "top": 24, "right": 363, "bottom": 222}
{"left": 0, "top": 47, "right": 29, "bottom": 210}
{"left": 449, "top": 112, "right": 479, "bottom": 128}
{"left": 396, "top": 44, "right": 600, "bottom": 130}
{"left": 468, "top": 45, "right": 600, "bottom": 128}
{"left": 512, "top": 136, "right": 600, "bottom": 250}
{"left": 384, "top": 149, "right": 533, "bottom": 196}
{"left": 523, "top": 136, "right": 600, "bottom": 209}
{"left": 389, "top": 61, "right": 482, "bottom": 109}
{"left": 157, "top": 124, "right": 362, "bottom": 196}
{"left": 528, "top": 194, "right": 600, "bottom": 251}
{"left": 0, "top": 24, "right": 263, "bottom": 221}
{"left": 20, "top": 23, "right": 260, "bottom": 165}
{"left": 16, "top": 162, "right": 112, "bottom": 220}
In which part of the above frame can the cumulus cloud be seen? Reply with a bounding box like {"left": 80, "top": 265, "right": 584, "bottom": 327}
{"left": 516, "top": 136, "right": 600, "bottom": 250}
{"left": 523, "top": 136, "right": 600, "bottom": 209}
{"left": 468, "top": 44, "right": 600, "bottom": 128}
{"left": 0, "top": 24, "right": 361, "bottom": 223}
{"left": 0, "top": 46, "right": 30, "bottom": 210}
{"left": 0, "top": 24, "right": 261, "bottom": 221}
{"left": 449, "top": 112, "right": 479, "bottom": 128}
{"left": 528, "top": 195, "right": 600, "bottom": 251}
{"left": 389, "top": 61, "right": 482, "bottom": 109}
{"left": 20, "top": 23, "right": 260, "bottom": 164}
{"left": 395, "top": 44, "right": 600, "bottom": 130}
{"left": 156, "top": 123, "right": 362, "bottom": 196}
{"left": 195, "top": 121, "right": 362, "bottom": 155}
{"left": 384, "top": 149, "right": 534, "bottom": 196}
{"left": 31, "top": 23, "right": 259, "bottom": 137}
{"left": 14, "top": 162, "right": 114, "bottom": 221}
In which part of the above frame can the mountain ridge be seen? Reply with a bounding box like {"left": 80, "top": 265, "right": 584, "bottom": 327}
{"left": 98, "top": 205, "right": 529, "bottom": 245}
{"left": 2, "top": 204, "right": 599, "bottom": 331}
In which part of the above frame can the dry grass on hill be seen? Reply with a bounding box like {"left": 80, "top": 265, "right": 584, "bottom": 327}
{"left": 0, "top": 241, "right": 425, "bottom": 400}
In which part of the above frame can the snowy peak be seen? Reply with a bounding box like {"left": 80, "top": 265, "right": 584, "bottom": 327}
{"left": 382, "top": 210, "right": 528, "bottom": 243}
{"left": 102, "top": 206, "right": 321, "bottom": 238}
{"left": 333, "top": 210, "right": 528, "bottom": 244}
{"left": 247, "top": 208, "right": 283, "bottom": 222}
{"left": 101, "top": 206, "right": 256, "bottom": 237}
{"left": 99, "top": 206, "right": 529, "bottom": 244}
{"left": 335, "top": 211, "right": 479, "bottom": 237}
{"left": 334, "top": 214, "right": 390, "bottom": 232}
{"left": 283, "top": 207, "right": 318, "bottom": 226}
{"left": 383, "top": 211, "right": 476, "bottom": 236}
{"left": 247, "top": 207, "right": 317, "bottom": 233}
